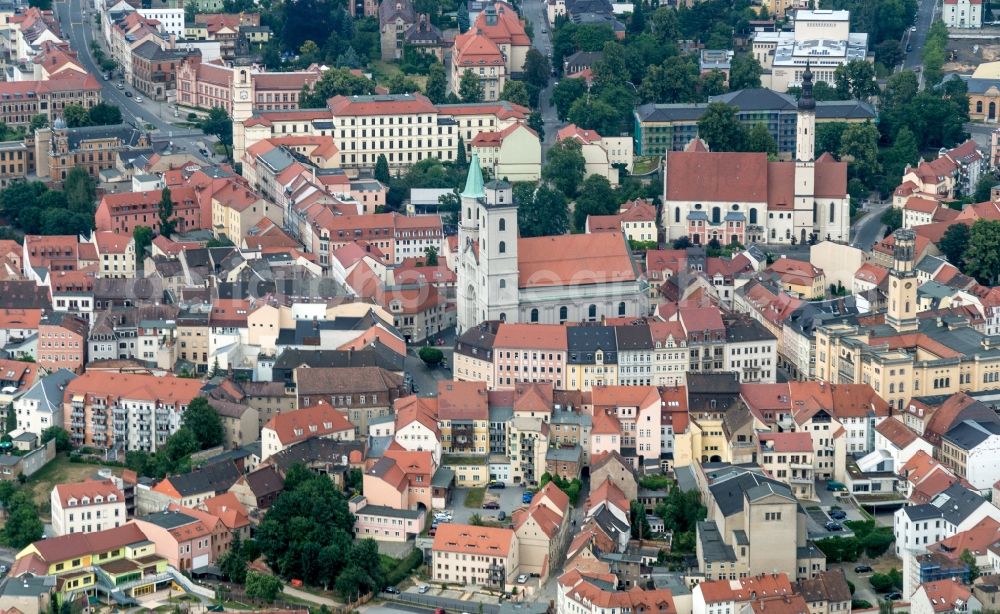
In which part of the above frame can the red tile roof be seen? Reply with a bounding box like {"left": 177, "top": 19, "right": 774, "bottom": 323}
{"left": 263, "top": 401, "right": 354, "bottom": 446}
{"left": 53, "top": 479, "right": 123, "bottom": 508}
{"left": 432, "top": 523, "right": 516, "bottom": 557}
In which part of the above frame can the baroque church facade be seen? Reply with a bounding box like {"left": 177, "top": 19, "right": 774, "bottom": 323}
{"left": 662, "top": 64, "right": 852, "bottom": 246}
{"left": 456, "top": 157, "right": 649, "bottom": 333}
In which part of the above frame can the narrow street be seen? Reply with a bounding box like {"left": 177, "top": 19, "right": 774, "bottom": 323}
{"left": 851, "top": 200, "right": 892, "bottom": 250}
{"left": 517, "top": 0, "right": 560, "bottom": 155}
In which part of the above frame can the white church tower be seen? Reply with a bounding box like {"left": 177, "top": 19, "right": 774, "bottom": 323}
{"left": 477, "top": 179, "right": 519, "bottom": 326}
{"left": 232, "top": 65, "right": 253, "bottom": 164}
{"left": 793, "top": 62, "right": 817, "bottom": 246}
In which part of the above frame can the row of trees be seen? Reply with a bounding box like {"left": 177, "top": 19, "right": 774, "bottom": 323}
{"left": 936, "top": 219, "right": 1000, "bottom": 285}
{"left": 0, "top": 481, "right": 44, "bottom": 548}
{"left": 814, "top": 519, "right": 894, "bottom": 563}
{"left": 538, "top": 471, "right": 583, "bottom": 504}
{"left": 0, "top": 168, "right": 97, "bottom": 236}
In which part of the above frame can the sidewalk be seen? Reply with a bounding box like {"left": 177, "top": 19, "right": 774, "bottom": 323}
{"left": 282, "top": 583, "right": 344, "bottom": 607}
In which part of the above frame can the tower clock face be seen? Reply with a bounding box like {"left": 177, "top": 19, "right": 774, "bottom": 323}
{"left": 240, "top": 90, "right": 249, "bottom": 100}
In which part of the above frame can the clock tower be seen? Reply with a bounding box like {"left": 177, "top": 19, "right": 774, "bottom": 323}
{"left": 232, "top": 66, "right": 253, "bottom": 163}
{"left": 887, "top": 228, "right": 919, "bottom": 333}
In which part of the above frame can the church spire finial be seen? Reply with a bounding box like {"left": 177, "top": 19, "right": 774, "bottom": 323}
{"left": 799, "top": 61, "right": 815, "bottom": 112}
{"left": 462, "top": 153, "right": 486, "bottom": 199}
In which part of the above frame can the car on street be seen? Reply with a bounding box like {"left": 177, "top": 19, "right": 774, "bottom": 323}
{"left": 384, "top": 586, "right": 400, "bottom": 594}
{"left": 910, "top": 25, "right": 916, "bottom": 31}
{"left": 116, "top": 82, "right": 125, "bottom": 89}
{"left": 824, "top": 521, "right": 842, "bottom": 531}
{"left": 498, "top": 511, "right": 506, "bottom": 521}
{"left": 483, "top": 501, "right": 500, "bottom": 509}
{"left": 854, "top": 565, "right": 873, "bottom": 574}
{"left": 418, "top": 585, "right": 431, "bottom": 594}
{"left": 516, "top": 574, "right": 529, "bottom": 584}
{"left": 886, "top": 592, "right": 902, "bottom": 601}
{"left": 125, "top": 91, "right": 132, "bottom": 97}
{"left": 829, "top": 510, "right": 847, "bottom": 520}
{"left": 135, "top": 96, "right": 143, "bottom": 103}
{"left": 826, "top": 480, "right": 847, "bottom": 492}
{"left": 522, "top": 491, "right": 535, "bottom": 504}
{"left": 907, "top": 44, "right": 913, "bottom": 52}
{"left": 541, "top": 28, "right": 547, "bottom": 33}
{"left": 488, "top": 481, "right": 505, "bottom": 489}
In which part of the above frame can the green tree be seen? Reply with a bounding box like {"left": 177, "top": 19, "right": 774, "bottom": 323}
{"left": 62, "top": 104, "right": 92, "bottom": 128}
{"left": 524, "top": 48, "right": 551, "bottom": 90}
{"left": 300, "top": 68, "right": 374, "bottom": 108}
{"left": 470, "top": 512, "right": 485, "bottom": 526}
{"left": 542, "top": 139, "right": 586, "bottom": 198}
{"left": 200, "top": 107, "right": 233, "bottom": 161}
{"left": 383, "top": 73, "right": 420, "bottom": 95}
{"left": 939, "top": 223, "right": 971, "bottom": 269}
{"left": 3, "top": 490, "right": 43, "bottom": 548}
{"left": 459, "top": 70, "right": 484, "bottom": 103}
{"left": 975, "top": 172, "right": 998, "bottom": 202}
{"left": 515, "top": 183, "right": 568, "bottom": 237}
{"left": 424, "top": 245, "right": 439, "bottom": 266}
{"left": 158, "top": 187, "right": 177, "bottom": 237}
{"left": 963, "top": 219, "right": 1000, "bottom": 284}
{"left": 182, "top": 397, "right": 224, "bottom": 449}
{"left": 839, "top": 122, "right": 881, "bottom": 183}
{"left": 133, "top": 226, "right": 153, "bottom": 270}
{"left": 456, "top": 135, "right": 468, "bottom": 168}
{"left": 697, "top": 103, "right": 747, "bottom": 152}
{"left": 567, "top": 96, "right": 621, "bottom": 137}
{"left": 419, "top": 346, "right": 444, "bottom": 366}
{"left": 573, "top": 174, "right": 616, "bottom": 232}
{"left": 961, "top": 548, "right": 981, "bottom": 582}
{"left": 551, "top": 78, "right": 587, "bottom": 121}
{"left": 374, "top": 154, "right": 390, "bottom": 184}
{"left": 29, "top": 114, "right": 47, "bottom": 131}
{"left": 728, "top": 54, "right": 762, "bottom": 90}
{"left": 4, "top": 405, "right": 14, "bottom": 433}
{"left": 884, "top": 126, "right": 920, "bottom": 179}
{"left": 245, "top": 571, "right": 283, "bottom": 603}
{"left": 817, "top": 123, "right": 847, "bottom": 156}
{"left": 63, "top": 167, "right": 96, "bottom": 213}
{"left": 834, "top": 60, "right": 878, "bottom": 100}
{"left": 881, "top": 207, "right": 903, "bottom": 233}
{"left": 425, "top": 63, "right": 448, "bottom": 104}
{"left": 88, "top": 102, "right": 123, "bottom": 126}
{"left": 500, "top": 80, "right": 529, "bottom": 107}
{"left": 219, "top": 534, "right": 250, "bottom": 583}
{"left": 40, "top": 426, "right": 71, "bottom": 452}
{"left": 639, "top": 56, "right": 698, "bottom": 104}
{"left": 592, "top": 41, "right": 628, "bottom": 92}
{"left": 700, "top": 70, "right": 727, "bottom": 97}
{"left": 527, "top": 111, "right": 545, "bottom": 142}
{"left": 746, "top": 123, "right": 777, "bottom": 155}
{"left": 630, "top": 500, "right": 652, "bottom": 539}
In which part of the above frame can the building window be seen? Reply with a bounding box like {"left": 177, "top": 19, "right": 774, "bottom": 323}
{"left": 588, "top": 305, "right": 597, "bottom": 320}
{"left": 530, "top": 308, "right": 539, "bottom": 322}
{"left": 498, "top": 241, "right": 506, "bottom": 254}
{"left": 499, "top": 218, "right": 505, "bottom": 232}
{"left": 559, "top": 306, "right": 568, "bottom": 322}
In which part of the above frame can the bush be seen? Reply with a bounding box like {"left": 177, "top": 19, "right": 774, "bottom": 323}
{"left": 384, "top": 549, "right": 423, "bottom": 587}
{"left": 852, "top": 600, "right": 873, "bottom": 609}
{"left": 418, "top": 346, "right": 443, "bottom": 367}
{"left": 869, "top": 569, "right": 902, "bottom": 593}
{"left": 639, "top": 475, "right": 672, "bottom": 490}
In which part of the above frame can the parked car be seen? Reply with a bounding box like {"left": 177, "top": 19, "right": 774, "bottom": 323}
{"left": 135, "top": 96, "right": 143, "bottom": 103}
{"left": 498, "top": 511, "right": 506, "bottom": 521}
{"left": 516, "top": 574, "right": 529, "bottom": 584}
{"left": 829, "top": 510, "right": 847, "bottom": 520}
{"left": 483, "top": 501, "right": 500, "bottom": 509}
{"left": 854, "top": 565, "right": 873, "bottom": 574}
{"left": 826, "top": 480, "right": 847, "bottom": 492}
{"left": 488, "top": 481, "right": 506, "bottom": 489}
{"left": 124, "top": 91, "right": 132, "bottom": 97}
{"left": 886, "top": 592, "right": 902, "bottom": 601}
{"left": 522, "top": 491, "right": 535, "bottom": 504}
{"left": 384, "top": 586, "right": 400, "bottom": 594}
{"left": 418, "top": 585, "right": 431, "bottom": 594}
{"left": 907, "top": 44, "right": 913, "bottom": 52}
{"left": 824, "top": 521, "right": 842, "bottom": 531}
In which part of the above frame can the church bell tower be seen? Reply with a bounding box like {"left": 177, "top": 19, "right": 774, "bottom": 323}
{"left": 886, "top": 228, "right": 919, "bottom": 333}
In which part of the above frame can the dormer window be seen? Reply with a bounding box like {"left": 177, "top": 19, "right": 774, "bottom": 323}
{"left": 293, "top": 428, "right": 303, "bottom": 436}
{"left": 68, "top": 498, "right": 77, "bottom": 507}
{"left": 81, "top": 497, "right": 90, "bottom": 505}
{"left": 309, "top": 425, "right": 318, "bottom": 432}
{"left": 323, "top": 422, "right": 333, "bottom": 429}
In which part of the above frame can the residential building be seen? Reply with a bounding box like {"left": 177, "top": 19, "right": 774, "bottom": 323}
{"left": 379, "top": 0, "right": 416, "bottom": 60}
{"left": 693, "top": 573, "right": 795, "bottom": 614}
{"left": 50, "top": 479, "right": 126, "bottom": 536}
{"left": 349, "top": 494, "right": 426, "bottom": 541}
{"left": 133, "top": 510, "right": 216, "bottom": 571}
{"left": 431, "top": 523, "right": 520, "bottom": 589}
{"left": 34, "top": 123, "right": 149, "bottom": 185}
{"left": 260, "top": 401, "right": 355, "bottom": 460}
{"left": 942, "top": 0, "right": 982, "bottom": 28}
{"left": 910, "top": 580, "right": 980, "bottom": 614}
{"left": 940, "top": 420, "right": 1000, "bottom": 490}
{"left": 469, "top": 122, "right": 540, "bottom": 181}
{"left": 0, "top": 75, "right": 101, "bottom": 128}
{"left": 12, "top": 369, "right": 76, "bottom": 438}
{"left": 229, "top": 464, "right": 284, "bottom": 510}
{"left": 793, "top": 569, "right": 853, "bottom": 614}
{"left": 556, "top": 123, "right": 633, "bottom": 186}
{"left": 293, "top": 366, "right": 407, "bottom": 435}
{"left": 62, "top": 371, "right": 203, "bottom": 452}
{"left": 37, "top": 312, "right": 87, "bottom": 373}
{"left": 758, "top": 432, "right": 816, "bottom": 500}
{"left": 451, "top": 28, "right": 507, "bottom": 101}
{"left": 586, "top": 199, "right": 657, "bottom": 244}
{"left": 152, "top": 461, "right": 243, "bottom": 507}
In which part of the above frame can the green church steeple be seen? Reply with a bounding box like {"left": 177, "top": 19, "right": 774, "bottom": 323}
{"left": 461, "top": 153, "right": 486, "bottom": 199}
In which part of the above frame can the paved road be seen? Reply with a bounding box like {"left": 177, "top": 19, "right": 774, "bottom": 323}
{"left": 966, "top": 121, "right": 996, "bottom": 150}
{"left": 902, "top": 0, "right": 939, "bottom": 71}
{"left": 54, "top": 0, "right": 206, "bottom": 146}
{"left": 851, "top": 200, "right": 892, "bottom": 250}
{"left": 519, "top": 0, "right": 560, "bottom": 154}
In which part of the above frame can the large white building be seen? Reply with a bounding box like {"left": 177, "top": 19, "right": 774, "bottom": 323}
{"left": 50, "top": 479, "right": 126, "bottom": 536}
{"left": 752, "top": 10, "right": 871, "bottom": 92}
{"left": 455, "top": 156, "right": 649, "bottom": 332}
{"left": 232, "top": 69, "right": 539, "bottom": 171}
{"left": 943, "top": 0, "right": 982, "bottom": 28}
{"left": 12, "top": 369, "right": 77, "bottom": 439}
{"left": 662, "top": 64, "right": 850, "bottom": 246}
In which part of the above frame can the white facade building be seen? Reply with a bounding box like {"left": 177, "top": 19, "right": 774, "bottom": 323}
{"left": 13, "top": 369, "right": 77, "bottom": 438}
{"left": 943, "top": 0, "right": 982, "bottom": 28}
{"left": 50, "top": 479, "right": 126, "bottom": 536}
{"left": 137, "top": 8, "right": 185, "bottom": 37}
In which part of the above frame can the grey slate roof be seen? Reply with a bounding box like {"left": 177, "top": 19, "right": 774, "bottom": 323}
{"left": 160, "top": 460, "right": 241, "bottom": 496}
{"left": 636, "top": 89, "right": 876, "bottom": 123}
{"left": 355, "top": 504, "right": 423, "bottom": 520}
{"left": 18, "top": 369, "right": 76, "bottom": 413}
{"left": 697, "top": 520, "right": 737, "bottom": 562}
{"left": 139, "top": 510, "right": 201, "bottom": 529}
{"left": 903, "top": 482, "right": 987, "bottom": 524}
{"left": 942, "top": 420, "right": 1000, "bottom": 451}
{"left": 546, "top": 445, "right": 583, "bottom": 463}
{"left": 708, "top": 466, "right": 793, "bottom": 517}
{"left": 567, "top": 326, "right": 617, "bottom": 364}
{"left": 66, "top": 124, "right": 146, "bottom": 150}
{"left": 615, "top": 324, "right": 654, "bottom": 350}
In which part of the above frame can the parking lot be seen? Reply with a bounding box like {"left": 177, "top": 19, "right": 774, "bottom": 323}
{"left": 445, "top": 485, "right": 531, "bottom": 525}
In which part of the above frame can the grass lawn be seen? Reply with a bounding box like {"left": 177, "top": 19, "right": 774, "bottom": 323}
{"left": 26, "top": 454, "right": 114, "bottom": 515}
{"left": 442, "top": 454, "right": 487, "bottom": 466}
{"left": 464, "top": 487, "right": 485, "bottom": 508}
{"left": 633, "top": 156, "right": 660, "bottom": 175}
{"left": 221, "top": 601, "right": 254, "bottom": 610}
